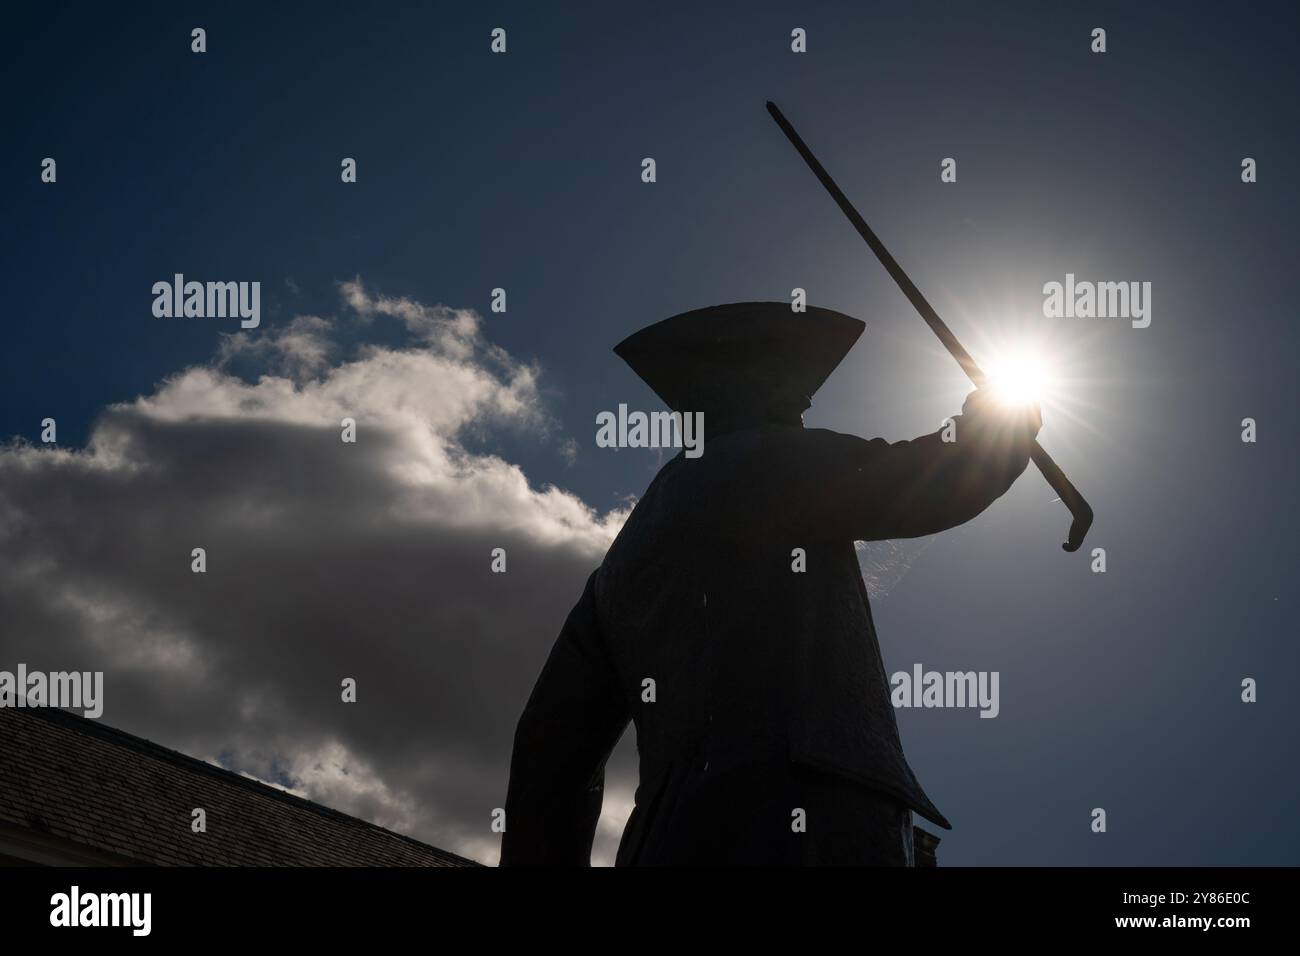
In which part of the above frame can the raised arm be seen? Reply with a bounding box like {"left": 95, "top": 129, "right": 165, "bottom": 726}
{"left": 820, "top": 389, "right": 1041, "bottom": 541}
{"left": 709, "top": 389, "right": 1041, "bottom": 543}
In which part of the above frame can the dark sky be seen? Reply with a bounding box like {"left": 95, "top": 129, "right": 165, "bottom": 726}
{"left": 2, "top": 1, "right": 1297, "bottom": 864}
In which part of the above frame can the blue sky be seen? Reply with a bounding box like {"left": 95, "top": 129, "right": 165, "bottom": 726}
{"left": 2, "top": 1, "right": 1297, "bottom": 864}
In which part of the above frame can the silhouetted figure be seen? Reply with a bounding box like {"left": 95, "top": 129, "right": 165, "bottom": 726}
{"left": 502, "top": 303, "right": 1040, "bottom": 866}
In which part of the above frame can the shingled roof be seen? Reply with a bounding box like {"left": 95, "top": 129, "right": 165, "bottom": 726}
{"left": 0, "top": 705, "right": 478, "bottom": 866}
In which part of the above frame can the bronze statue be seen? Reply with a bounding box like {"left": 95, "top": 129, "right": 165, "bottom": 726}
{"left": 501, "top": 302, "right": 1041, "bottom": 866}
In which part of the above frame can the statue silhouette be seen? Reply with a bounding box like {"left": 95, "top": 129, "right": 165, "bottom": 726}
{"left": 501, "top": 302, "right": 1040, "bottom": 866}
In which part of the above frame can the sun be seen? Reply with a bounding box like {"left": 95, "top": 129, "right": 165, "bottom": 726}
{"left": 985, "top": 346, "right": 1052, "bottom": 408}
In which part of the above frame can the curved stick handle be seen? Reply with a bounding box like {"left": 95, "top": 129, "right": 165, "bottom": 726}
{"left": 1029, "top": 440, "right": 1093, "bottom": 552}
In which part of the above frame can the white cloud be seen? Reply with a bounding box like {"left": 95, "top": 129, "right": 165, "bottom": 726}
{"left": 0, "top": 280, "right": 632, "bottom": 863}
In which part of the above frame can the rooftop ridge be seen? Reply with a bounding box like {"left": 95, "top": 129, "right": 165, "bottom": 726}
{"left": 2, "top": 704, "right": 480, "bottom": 867}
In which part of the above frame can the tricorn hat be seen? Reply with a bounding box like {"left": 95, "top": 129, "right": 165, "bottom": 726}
{"left": 613, "top": 302, "right": 865, "bottom": 426}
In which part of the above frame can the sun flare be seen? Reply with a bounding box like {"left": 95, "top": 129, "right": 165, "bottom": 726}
{"left": 985, "top": 347, "right": 1052, "bottom": 408}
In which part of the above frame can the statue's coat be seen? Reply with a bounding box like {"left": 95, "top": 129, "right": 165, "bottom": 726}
{"left": 501, "top": 304, "right": 1037, "bottom": 865}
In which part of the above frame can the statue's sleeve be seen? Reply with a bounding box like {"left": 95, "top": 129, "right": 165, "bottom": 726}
{"left": 500, "top": 569, "right": 628, "bottom": 866}
{"left": 795, "top": 403, "right": 1039, "bottom": 541}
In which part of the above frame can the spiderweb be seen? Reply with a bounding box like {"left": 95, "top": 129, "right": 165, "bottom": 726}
{"left": 857, "top": 536, "right": 937, "bottom": 599}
